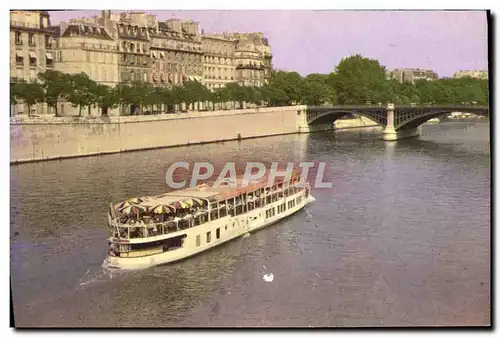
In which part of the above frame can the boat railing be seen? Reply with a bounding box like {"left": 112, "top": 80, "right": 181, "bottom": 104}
{"left": 109, "top": 182, "right": 310, "bottom": 241}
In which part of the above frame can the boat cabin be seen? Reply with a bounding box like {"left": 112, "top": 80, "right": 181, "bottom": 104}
{"left": 108, "top": 168, "right": 310, "bottom": 243}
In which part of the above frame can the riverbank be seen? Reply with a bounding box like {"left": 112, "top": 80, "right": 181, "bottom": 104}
{"left": 10, "top": 108, "right": 381, "bottom": 164}
{"left": 11, "top": 106, "right": 301, "bottom": 164}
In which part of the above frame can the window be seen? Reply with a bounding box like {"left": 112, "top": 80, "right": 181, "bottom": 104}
{"left": 225, "top": 226, "right": 227, "bottom": 231}
{"left": 28, "top": 33, "right": 35, "bottom": 46}
{"left": 15, "top": 32, "right": 22, "bottom": 45}
{"left": 206, "top": 231, "right": 211, "bottom": 243}
{"left": 216, "top": 228, "right": 220, "bottom": 239}
{"left": 45, "top": 53, "right": 53, "bottom": 67}
{"left": 196, "top": 235, "right": 200, "bottom": 247}
{"left": 15, "top": 53, "right": 23, "bottom": 66}
{"left": 29, "top": 53, "right": 36, "bottom": 67}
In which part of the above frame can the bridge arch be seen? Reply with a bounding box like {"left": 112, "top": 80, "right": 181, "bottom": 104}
{"left": 396, "top": 109, "right": 488, "bottom": 131}
{"left": 307, "top": 109, "right": 386, "bottom": 127}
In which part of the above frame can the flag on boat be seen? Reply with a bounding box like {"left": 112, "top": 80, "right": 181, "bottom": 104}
{"left": 150, "top": 204, "right": 175, "bottom": 214}
{"left": 119, "top": 204, "right": 148, "bottom": 215}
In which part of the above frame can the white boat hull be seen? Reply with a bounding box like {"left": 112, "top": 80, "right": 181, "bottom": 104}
{"left": 103, "top": 191, "right": 315, "bottom": 270}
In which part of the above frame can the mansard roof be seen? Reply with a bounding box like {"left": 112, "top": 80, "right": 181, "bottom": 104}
{"left": 116, "top": 22, "right": 149, "bottom": 41}
{"left": 61, "top": 23, "right": 114, "bottom": 40}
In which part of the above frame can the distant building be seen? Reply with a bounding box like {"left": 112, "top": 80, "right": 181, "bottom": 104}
{"left": 387, "top": 68, "right": 439, "bottom": 84}
{"left": 453, "top": 70, "right": 488, "bottom": 80}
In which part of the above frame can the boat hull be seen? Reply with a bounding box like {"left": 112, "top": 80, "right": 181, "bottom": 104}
{"left": 103, "top": 191, "right": 315, "bottom": 270}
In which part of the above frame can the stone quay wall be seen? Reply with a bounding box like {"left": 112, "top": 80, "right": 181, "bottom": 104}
{"left": 10, "top": 106, "right": 304, "bottom": 164}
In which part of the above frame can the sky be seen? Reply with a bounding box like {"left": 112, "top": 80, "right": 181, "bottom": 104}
{"left": 48, "top": 10, "right": 489, "bottom": 77}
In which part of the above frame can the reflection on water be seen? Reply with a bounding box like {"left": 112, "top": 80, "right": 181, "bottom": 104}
{"left": 11, "top": 121, "right": 490, "bottom": 327}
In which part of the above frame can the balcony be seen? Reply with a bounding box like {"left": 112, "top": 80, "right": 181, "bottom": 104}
{"left": 235, "top": 64, "right": 263, "bottom": 70}
{"left": 10, "top": 21, "right": 40, "bottom": 29}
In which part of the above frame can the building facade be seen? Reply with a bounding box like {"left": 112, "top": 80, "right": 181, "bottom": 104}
{"left": 387, "top": 68, "right": 439, "bottom": 84}
{"left": 201, "top": 34, "right": 236, "bottom": 91}
{"left": 53, "top": 20, "right": 119, "bottom": 86}
{"left": 201, "top": 32, "right": 273, "bottom": 89}
{"left": 453, "top": 70, "right": 488, "bottom": 80}
{"left": 10, "top": 10, "right": 274, "bottom": 116}
{"left": 10, "top": 10, "right": 56, "bottom": 114}
{"left": 149, "top": 18, "right": 203, "bottom": 87}
{"left": 231, "top": 32, "right": 272, "bottom": 86}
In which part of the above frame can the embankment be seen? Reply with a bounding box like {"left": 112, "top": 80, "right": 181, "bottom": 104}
{"left": 10, "top": 106, "right": 302, "bottom": 164}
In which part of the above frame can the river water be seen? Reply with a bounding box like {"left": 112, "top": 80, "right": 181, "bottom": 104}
{"left": 10, "top": 121, "right": 490, "bottom": 327}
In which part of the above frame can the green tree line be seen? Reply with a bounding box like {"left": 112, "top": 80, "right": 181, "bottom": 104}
{"left": 10, "top": 54, "right": 489, "bottom": 117}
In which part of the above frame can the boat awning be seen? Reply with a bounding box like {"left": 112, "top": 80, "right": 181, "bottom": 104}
{"left": 15, "top": 51, "right": 23, "bottom": 58}
{"left": 29, "top": 52, "right": 36, "bottom": 58}
{"left": 46, "top": 52, "right": 53, "bottom": 60}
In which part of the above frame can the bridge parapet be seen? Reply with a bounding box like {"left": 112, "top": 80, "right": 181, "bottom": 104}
{"left": 301, "top": 103, "right": 489, "bottom": 140}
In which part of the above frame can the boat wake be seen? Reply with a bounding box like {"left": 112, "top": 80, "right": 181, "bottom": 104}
{"left": 305, "top": 207, "right": 320, "bottom": 228}
{"left": 78, "top": 263, "right": 130, "bottom": 287}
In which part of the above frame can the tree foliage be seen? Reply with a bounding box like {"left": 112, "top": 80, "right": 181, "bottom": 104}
{"left": 10, "top": 57, "right": 489, "bottom": 118}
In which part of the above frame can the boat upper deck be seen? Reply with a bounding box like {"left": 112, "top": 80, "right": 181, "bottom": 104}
{"left": 119, "top": 168, "right": 303, "bottom": 208}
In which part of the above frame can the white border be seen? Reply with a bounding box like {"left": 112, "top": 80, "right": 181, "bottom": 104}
{"left": 4, "top": 0, "right": 497, "bottom": 334}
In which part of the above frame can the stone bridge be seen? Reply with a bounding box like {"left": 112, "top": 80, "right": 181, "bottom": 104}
{"left": 297, "top": 104, "right": 489, "bottom": 140}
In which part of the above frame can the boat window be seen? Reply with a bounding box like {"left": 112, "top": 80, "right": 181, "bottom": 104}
{"left": 216, "top": 228, "right": 220, "bottom": 239}
{"left": 225, "top": 225, "right": 227, "bottom": 231}
{"left": 210, "top": 210, "right": 218, "bottom": 221}
{"left": 206, "top": 231, "right": 211, "bottom": 243}
{"left": 196, "top": 235, "right": 200, "bottom": 247}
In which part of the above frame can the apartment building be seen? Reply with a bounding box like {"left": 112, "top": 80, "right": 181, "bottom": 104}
{"left": 453, "top": 70, "right": 488, "bottom": 80}
{"left": 10, "top": 10, "right": 56, "bottom": 114}
{"left": 10, "top": 10, "right": 274, "bottom": 116}
{"left": 387, "top": 68, "right": 439, "bottom": 84}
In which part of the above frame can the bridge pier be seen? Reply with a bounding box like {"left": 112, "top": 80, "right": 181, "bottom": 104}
{"left": 382, "top": 127, "right": 420, "bottom": 141}
{"left": 382, "top": 103, "right": 420, "bottom": 141}
{"left": 297, "top": 106, "right": 335, "bottom": 133}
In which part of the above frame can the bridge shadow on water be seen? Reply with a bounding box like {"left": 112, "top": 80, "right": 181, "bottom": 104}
{"left": 303, "top": 122, "right": 490, "bottom": 163}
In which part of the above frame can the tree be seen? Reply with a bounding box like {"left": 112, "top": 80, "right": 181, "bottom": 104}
{"left": 10, "top": 81, "right": 23, "bottom": 116}
{"left": 260, "top": 84, "right": 288, "bottom": 107}
{"left": 170, "top": 85, "right": 187, "bottom": 111}
{"left": 94, "top": 84, "right": 120, "bottom": 116}
{"left": 118, "top": 81, "right": 150, "bottom": 115}
{"left": 213, "top": 87, "right": 229, "bottom": 110}
{"left": 38, "top": 70, "right": 70, "bottom": 117}
{"left": 267, "top": 71, "right": 304, "bottom": 105}
{"left": 245, "top": 86, "right": 264, "bottom": 107}
{"left": 66, "top": 73, "right": 97, "bottom": 117}
{"left": 16, "top": 80, "right": 44, "bottom": 117}
{"left": 302, "top": 75, "right": 337, "bottom": 105}
{"left": 333, "top": 54, "right": 388, "bottom": 104}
